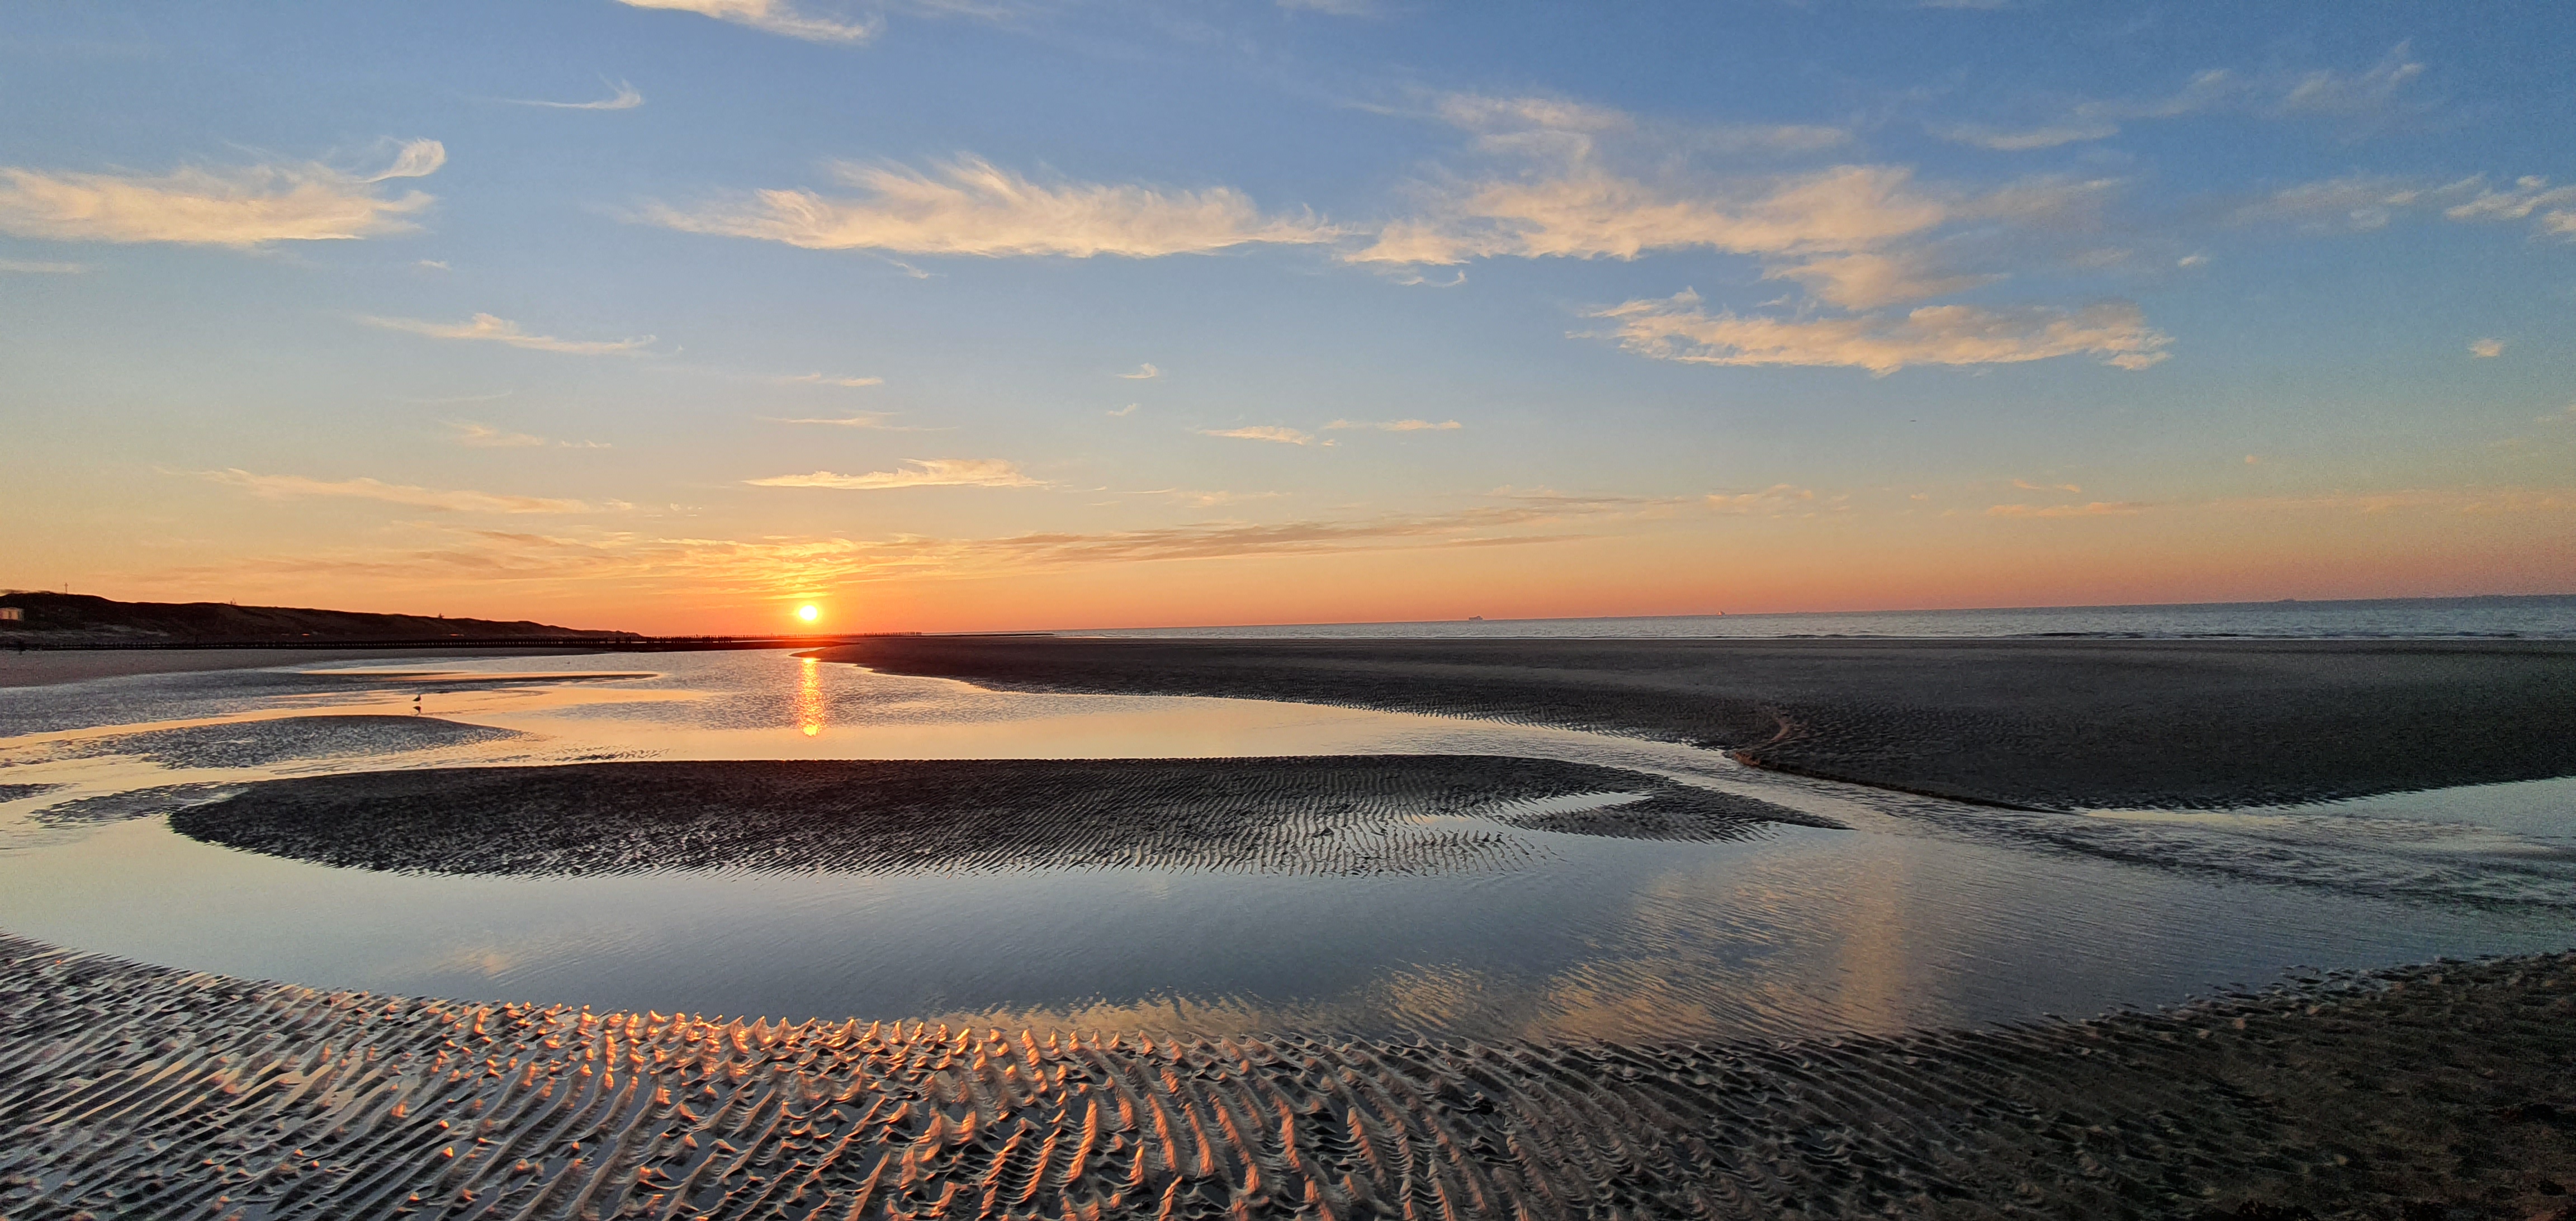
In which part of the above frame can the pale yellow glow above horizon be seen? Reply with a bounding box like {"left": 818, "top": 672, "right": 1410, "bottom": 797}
{"left": 797, "top": 603, "right": 821, "bottom": 623}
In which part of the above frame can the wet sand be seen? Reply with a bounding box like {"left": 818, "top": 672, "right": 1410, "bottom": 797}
{"left": 0, "top": 646, "right": 608, "bottom": 689}
{"left": 3, "top": 932, "right": 2569, "bottom": 1220}
{"left": 172, "top": 757, "right": 1824, "bottom": 878}
{"left": 820, "top": 636, "right": 2576, "bottom": 810}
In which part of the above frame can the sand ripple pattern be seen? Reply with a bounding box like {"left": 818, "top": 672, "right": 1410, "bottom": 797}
{"left": 4, "top": 935, "right": 2573, "bottom": 1219}
{"left": 170, "top": 758, "right": 1822, "bottom": 878}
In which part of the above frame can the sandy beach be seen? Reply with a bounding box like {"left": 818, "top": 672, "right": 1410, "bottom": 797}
{"left": 4, "top": 642, "right": 2572, "bottom": 1217}
{"left": 818, "top": 636, "right": 2576, "bottom": 811}
{"left": 3, "top": 932, "right": 2570, "bottom": 1219}
{"left": 0, "top": 646, "right": 611, "bottom": 689}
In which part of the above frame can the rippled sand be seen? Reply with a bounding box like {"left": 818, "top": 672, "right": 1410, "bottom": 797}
{"left": 4, "top": 934, "right": 2571, "bottom": 1219}
{"left": 170, "top": 757, "right": 1825, "bottom": 878}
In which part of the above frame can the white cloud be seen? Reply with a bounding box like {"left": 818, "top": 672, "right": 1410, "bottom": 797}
{"left": 1323, "top": 419, "right": 1462, "bottom": 432}
{"left": 1930, "top": 48, "right": 2426, "bottom": 152}
{"left": 1987, "top": 501, "right": 2147, "bottom": 518}
{"left": 2273, "top": 48, "right": 2426, "bottom": 117}
{"left": 1935, "top": 122, "right": 2121, "bottom": 152}
{"left": 508, "top": 79, "right": 644, "bottom": 110}
{"left": 0, "top": 140, "right": 443, "bottom": 246}
{"left": 203, "top": 468, "right": 596, "bottom": 514}
{"left": 1108, "top": 403, "right": 1140, "bottom": 417}
{"left": 2470, "top": 338, "right": 2506, "bottom": 358}
{"left": 646, "top": 156, "right": 1338, "bottom": 258}
{"left": 745, "top": 458, "right": 1040, "bottom": 489}
{"left": 777, "top": 372, "right": 883, "bottom": 386}
{"left": 2234, "top": 173, "right": 2576, "bottom": 242}
{"left": 1706, "top": 484, "right": 1837, "bottom": 516}
{"left": 2013, "top": 478, "right": 2083, "bottom": 493}
{"left": 1353, "top": 164, "right": 1945, "bottom": 265}
{"left": 615, "top": 0, "right": 878, "bottom": 42}
{"left": 1592, "top": 290, "right": 2170, "bottom": 375}
{"left": 361, "top": 313, "right": 655, "bottom": 356}
{"left": 0, "top": 258, "right": 84, "bottom": 273}
{"left": 2443, "top": 176, "right": 2576, "bottom": 240}
{"left": 1117, "top": 362, "right": 1161, "bottom": 379}
{"left": 2231, "top": 175, "right": 2425, "bottom": 232}
{"left": 1764, "top": 249, "right": 1997, "bottom": 309}
{"left": 1432, "top": 93, "right": 1844, "bottom": 158}
{"left": 1355, "top": 94, "right": 1901, "bottom": 269}
{"left": 449, "top": 421, "right": 547, "bottom": 448}
{"left": 1198, "top": 425, "right": 1315, "bottom": 445}
{"left": 761, "top": 413, "right": 929, "bottom": 430}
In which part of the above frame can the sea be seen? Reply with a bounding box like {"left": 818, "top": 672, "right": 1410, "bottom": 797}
{"left": 1070, "top": 594, "right": 2576, "bottom": 640}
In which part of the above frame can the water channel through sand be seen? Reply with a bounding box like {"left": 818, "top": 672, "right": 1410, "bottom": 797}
{"left": 0, "top": 649, "right": 2569, "bottom": 1043}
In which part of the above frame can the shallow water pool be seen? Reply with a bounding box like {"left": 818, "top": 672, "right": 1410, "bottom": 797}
{"left": 1, "top": 648, "right": 2568, "bottom": 1040}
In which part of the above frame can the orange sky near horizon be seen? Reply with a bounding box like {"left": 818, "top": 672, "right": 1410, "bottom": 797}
{"left": 36, "top": 486, "right": 2569, "bottom": 636}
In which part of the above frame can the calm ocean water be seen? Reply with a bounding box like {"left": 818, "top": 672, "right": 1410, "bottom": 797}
{"left": 1073, "top": 594, "right": 2576, "bottom": 641}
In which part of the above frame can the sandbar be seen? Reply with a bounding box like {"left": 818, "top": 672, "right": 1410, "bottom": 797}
{"left": 819, "top": 636, "right": 2576, "bottom": 810}
{"left": 173, "top": 756, "right": 1824, "bottom": 877}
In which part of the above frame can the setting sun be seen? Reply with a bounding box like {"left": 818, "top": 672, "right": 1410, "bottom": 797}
{"left": 796, "top": 604, "right": 821, "bottom": 624}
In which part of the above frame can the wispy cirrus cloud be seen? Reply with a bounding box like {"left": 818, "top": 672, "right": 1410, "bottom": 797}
{"left": 761, "top": 412, "right": 935, "bottom": 430}
{"left": 1706, "top": 484, "right": 1843, "bottom": 515}
{"left": 0, "top": 258, "right": 85, "bottom": 273}
{"left": 776, "top": 372, "right": 883, "bottom": 387}
{"left": 1199, "top": 425, "right": 1315, "bottom": 445}
{"left": 2443, "top": 176, "right": 2576, "bottom": 239}
{"left": 1987, "top": 501, "right": 2147, "bottom": 518}
{"left": 2231, "top": 173, "right": 2576, "bottom": 240}
{"left": 615, "top": 0, "right": 878, "bottom": 42}
{"left": 1324, "top": 418, "right": 1461, "bottom": 432}
{"left": 202, "top": 468, "right": 600, "bottom": 514}
{"left": 0, "top": 140, "right": 443, "bottom": 246}
{"left": 361, "top": 313, "right": 656, "bottom": 356}
{"left": 448, "top": 421, "right": 547, "bottom": 448}
{"left": 644, "top": 156, "right": 1339, "bottom": 258}
{"left": 506, "top": 79, "right": 644, "bottom": 110}
{"left": 1117, "top": 363, "right": 1162, "bottom": 379}
{"left": 2470, "top": 338, "right": 2506, "bottom": 358}
{"left": 1931, "top": 45, "right": 2428, "bottom": 152}
{"left": 746, "top": 458, "right": 1040, "bottom": 489}
{"left": 1592, "top": 289, "right": 2169, "bottom": 374}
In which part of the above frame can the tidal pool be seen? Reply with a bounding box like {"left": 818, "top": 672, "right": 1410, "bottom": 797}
{"left": 1, "top": 648, "right": 2568, "bottom": 1041}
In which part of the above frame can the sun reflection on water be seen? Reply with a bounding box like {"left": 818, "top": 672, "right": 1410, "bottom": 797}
{"left": 795, "top": 656, "right": 826, "bottom": 737}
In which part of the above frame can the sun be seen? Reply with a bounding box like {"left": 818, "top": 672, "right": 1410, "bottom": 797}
{"left": 795, "top": 603, "right": 821, "bottom": 624}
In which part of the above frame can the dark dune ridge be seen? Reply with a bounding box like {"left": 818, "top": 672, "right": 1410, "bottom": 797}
{"left": 0, "top": 590, "right": 636, "bottom": 646}
{"left": 3, "top": 933, "right": 2571, "bottom": 1220}
{"left": 172, "top": 757, "right": 1823, "bottom": 878}
{"left": 818, "top": 636, "right": 2576, "bottom": 810}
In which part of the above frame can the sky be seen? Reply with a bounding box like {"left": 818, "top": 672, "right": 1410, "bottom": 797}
{"left": 2, "top": 0, "right": 2571, "bottom": 634}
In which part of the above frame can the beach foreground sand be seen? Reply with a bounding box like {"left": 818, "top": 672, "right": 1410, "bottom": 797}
{"left": 3, "top": 934, "right": 2570, "bottom": 1220}
{"left": 818, "top": 637, "right": 2576, "bottom": 810}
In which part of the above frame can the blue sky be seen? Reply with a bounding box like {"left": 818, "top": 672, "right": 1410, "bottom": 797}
{"left": 2, "top": 1, "right": 2570, "bottom": 631}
